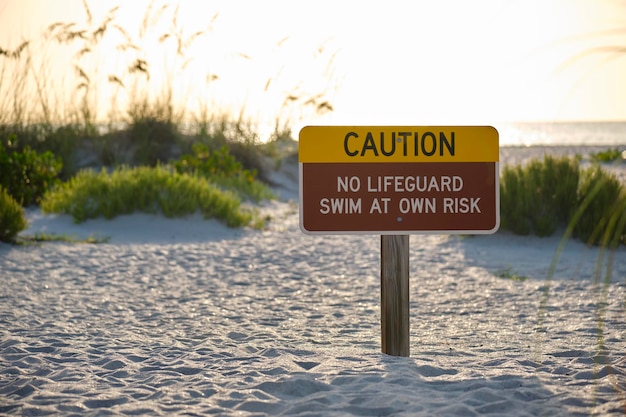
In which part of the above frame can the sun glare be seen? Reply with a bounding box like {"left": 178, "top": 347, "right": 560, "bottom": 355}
{"left": 0, "top": 0, "right": 624, "bottom": 133}
{"left": 322, "top": 0, "right": 626, "bottom": 125}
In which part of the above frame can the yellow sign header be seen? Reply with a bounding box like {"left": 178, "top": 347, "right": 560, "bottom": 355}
{"left": 299, "top": 126, "right": 499, "bottom": 163}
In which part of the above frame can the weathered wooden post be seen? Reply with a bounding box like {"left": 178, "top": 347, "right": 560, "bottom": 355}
{"left": 381, "top": 234, "right": 410, "bottom": 356}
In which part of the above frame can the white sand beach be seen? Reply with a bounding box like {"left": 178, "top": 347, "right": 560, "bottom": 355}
{"left": 1, "top": 145, "right": 625, "bottom": 416}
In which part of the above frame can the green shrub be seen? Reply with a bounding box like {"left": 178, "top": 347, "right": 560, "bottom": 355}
{"left": 0, "top": 186, "right": 28, "bottom": 243}
{"left": 500, "top": 156, "right": 579, "bottom": 236}
{"left": 590, "top": 147, "right": 623, "bottom": 163}
{"left": 0, "top": 136, "right": 63, "bottom": 205}
{"left": 173, "top": 143, "right": 275, "bottom": 202}
{"left": 0, "top": 125, "right": 90, "bottom": 179}
{"left": 175, "top": 143, "right": 243, "bottom": 177}
{"left": 40, "top": 165, "right": 253, "bottom": 227}
{"left": 210, "top": 172, "right": 276, "bottom": 203}
{"left": 574, "top": 166, "right": 625, "bottom": 245}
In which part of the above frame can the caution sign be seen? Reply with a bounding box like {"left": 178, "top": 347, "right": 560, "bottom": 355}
{"left": 299, "top": 126, "right": 499, "bottom": 234}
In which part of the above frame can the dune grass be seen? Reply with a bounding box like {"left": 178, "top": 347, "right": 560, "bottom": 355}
{"left": 2, "top": 1, "right": 624, "bottom": 247}
{"left": 0, "top": 0, "right": 336, "bottom": 172}
{"left": 499, "top": 155, "right": 626, "bottom": 246}
{"left": 0, "top": 0, "right": 321, "bottom": 234}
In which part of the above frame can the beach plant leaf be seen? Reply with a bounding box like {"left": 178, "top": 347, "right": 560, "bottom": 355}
{"left": 573, "top": 165, "right": 625, "bottom": 245}
{"left": 537, "top": 167, "right": 625, "bottom": 378}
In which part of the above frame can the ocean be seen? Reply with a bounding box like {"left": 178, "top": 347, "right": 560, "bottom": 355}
{"left": 290, "top": 121, "right": 625, "bottom": 148}
{"left": 495, "top": 121, "right": 626, "bottom": 147}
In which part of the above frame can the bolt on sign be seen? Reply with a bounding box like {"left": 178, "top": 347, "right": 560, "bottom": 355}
{"left": 299, "top": 126, "right": 500, "bottom": 234}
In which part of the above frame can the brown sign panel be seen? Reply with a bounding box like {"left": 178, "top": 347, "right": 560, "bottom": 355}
{"left": 299, "top": 125, "right": 499, "bottom": 235}
{"left": 300, "top": 162, "right": 498, "bottom": 234}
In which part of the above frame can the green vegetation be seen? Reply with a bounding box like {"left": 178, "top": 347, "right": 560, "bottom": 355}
{"left": 16, "top": 233, "right": 110, "bottom": 245}
{"left": 174, "top": 143, "right": 275, "bottom": 203}
{"left": 0, "top": 138, "right": 63, "bottom": 205}
{"left": 0, "top": 0, "right": 334, "bottom": 178}
{"left": 40, "top": 165, "right": 255, "bottom": 227}
{"left": 500, "top": 155, "right": 626, "bottom": 246}
{"left": 493, "top": 266, "right": 528, "bottom": 281}
{"left": 2, "top": 1, "right": 624, "bottom": 249}
{"left": 573, "top": 166, "right": 625, "bottom": 245}
{"left": 500, "top": 156, "right": 579, "bottom": 236}
{"left": 590, "top": 147, "right": 623, "bottom": 163}
{"left": 0, "top": 186, "right": 28, "bottom": 243}
{"left": 0, "top": 125, "right": 276, "bottom": 234}
{"left": 0, "top": 0, "right": 320, "bottom": 243}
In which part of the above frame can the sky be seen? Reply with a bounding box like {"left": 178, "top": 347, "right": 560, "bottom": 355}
{"left": 1, "top": 0, "right": 625, "bottom": 131}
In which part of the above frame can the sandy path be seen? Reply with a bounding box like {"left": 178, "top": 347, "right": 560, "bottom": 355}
{"left": 0, "top": 145, "right": 625, "bottom": 416}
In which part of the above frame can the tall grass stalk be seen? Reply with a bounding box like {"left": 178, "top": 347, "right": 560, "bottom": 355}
{"left": 1, "top": 0, "right": 338, "bottom": 175}
{"left": 0, "top": 40, "right": 37, "bottom": 126}
{"left": 536, "top": 175, "right": 626, "bottom": 409}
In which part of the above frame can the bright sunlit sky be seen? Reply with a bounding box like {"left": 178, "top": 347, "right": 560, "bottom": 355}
{"left": 1, "top": 0, "right": 625, "bottom": 131}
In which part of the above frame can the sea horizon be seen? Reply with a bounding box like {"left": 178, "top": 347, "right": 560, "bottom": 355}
{"left": 492, "top": 120, "right": 626, "bottom": 147}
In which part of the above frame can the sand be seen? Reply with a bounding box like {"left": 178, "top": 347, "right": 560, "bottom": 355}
{"left": 0, "top": 145, "right": 625, "bottom": 416}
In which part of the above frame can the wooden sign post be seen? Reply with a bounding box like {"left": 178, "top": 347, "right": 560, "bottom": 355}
{"left": 381, "top": 234, "right": 409, "bottom": 356}
{"left": 299, "top": 126, "right": 499, "bottom": 357}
